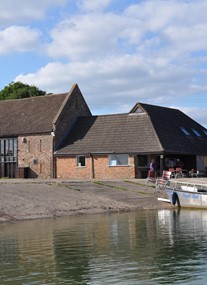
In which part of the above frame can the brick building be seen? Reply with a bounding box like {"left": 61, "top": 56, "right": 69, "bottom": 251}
{"left": 0, "top": 84, "right": 91, "bottom": 178}
{"left": 55, "top": 103, "right": 207, "bottom": 179}
{"left": 1, "top": 83, "right": 207, "bottom": 179}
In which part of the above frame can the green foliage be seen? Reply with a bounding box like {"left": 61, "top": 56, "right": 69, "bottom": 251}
{"left": 0, "top": 81, "right": 47, "bottom": 100}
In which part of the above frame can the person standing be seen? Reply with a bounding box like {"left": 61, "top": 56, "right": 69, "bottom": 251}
{"left": 150, "top": 159, "right": 156, "bottom": 173}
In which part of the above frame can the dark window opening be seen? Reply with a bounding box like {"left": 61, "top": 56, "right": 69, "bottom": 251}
{"left": 77, "top": 156, "right": 86, "bottom": 167}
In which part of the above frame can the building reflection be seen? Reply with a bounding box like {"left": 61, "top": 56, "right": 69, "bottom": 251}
{"left": 0, "top": 209, "right": 207, "bottom": 283}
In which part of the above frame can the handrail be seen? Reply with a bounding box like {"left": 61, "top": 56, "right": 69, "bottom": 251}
{"left": 169, "top": 179, "right": 207, "bottom": 188}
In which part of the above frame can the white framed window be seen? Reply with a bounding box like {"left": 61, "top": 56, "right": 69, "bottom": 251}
{"left": 76, "top": 155, "right": 86, "bottom": 167}
{"left": 108, "top": 154, "right": 129, "bottom": 166}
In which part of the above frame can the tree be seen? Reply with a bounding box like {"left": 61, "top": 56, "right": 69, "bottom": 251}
{"left": 0, "top": 81, "right": 47, "bottom": 100}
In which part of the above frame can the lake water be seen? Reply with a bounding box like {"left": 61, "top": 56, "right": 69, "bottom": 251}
{"left": 1, "top": 209, "right": 207, "bottom": 285}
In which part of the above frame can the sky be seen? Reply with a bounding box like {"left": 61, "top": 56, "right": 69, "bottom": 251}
{"left": 1, "top": 0, "right": 207, "bottom": 127}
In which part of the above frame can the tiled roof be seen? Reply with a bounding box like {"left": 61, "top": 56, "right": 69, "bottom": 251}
{"left": 0, "top": 92, "right": 68, "bottom": 136}
{"left": 138, "top": 103, "right": 207, "bottom": 155}
{"left": 55, "top": 113, "right": 163, "bottom": 155}
{"left": 56, "top": 102, "right": 207, "bottom": 156}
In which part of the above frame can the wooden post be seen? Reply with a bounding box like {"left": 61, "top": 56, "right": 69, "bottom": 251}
{"left": 160, "top": 154, "right": 164, "bottom": 175}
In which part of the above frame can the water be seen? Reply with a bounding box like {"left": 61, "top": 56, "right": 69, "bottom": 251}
{"left": 1, "top": 209, "right": 207, "bottom": 284}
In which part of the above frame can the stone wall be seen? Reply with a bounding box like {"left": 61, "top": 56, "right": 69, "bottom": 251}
{"left": 54, "top": 84, "right": 92, "bottom": 149}
{"left": 17, "top": 85, "right": 92, "bottom": 179}
{"left": 18, "top": 134, "right": 54, "bottom": 178}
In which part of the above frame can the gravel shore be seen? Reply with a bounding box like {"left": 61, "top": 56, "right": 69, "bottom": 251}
{"left": 0, "top": 178, "right": 174, "bottom": 223}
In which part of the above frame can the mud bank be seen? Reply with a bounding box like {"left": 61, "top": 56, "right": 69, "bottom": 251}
{"left": 0, "top": 179, "right": 174, "bottom": 223}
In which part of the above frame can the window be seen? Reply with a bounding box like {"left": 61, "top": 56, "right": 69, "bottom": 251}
{"left": 135, "top": 107, "right": 144, "bottom": 113}
{"left": 77, "top": 156, "right": 86, "bottom": 167}
{"left": 192, "top": 129, "right": 201, "bottom": 137}
{"left": 0, "top": 138, "right": 17, "bottom": 162}
{"left": 0, "top": 140, "right": 3, "bottom": 156}
{"left": 180, "top": 127, "right": 190, "bottom": 136}
{"left": 203, "top": 130, "right": 207, "bottom": 136}
{"left": 108, "top": 154, "right": 129, "bottom": 166}
{"left": 33, "top": 158, "right": 38, "bottom": 165}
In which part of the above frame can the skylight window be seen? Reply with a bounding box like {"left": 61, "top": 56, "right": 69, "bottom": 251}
{"left": 180, "top": 127, "right": 190, "bottom": 136}
{"left": 192, "top": 129, "right": 201, "bottom": 137}
{"left": 203, "top": 130, "right": 207, "bottom": 136}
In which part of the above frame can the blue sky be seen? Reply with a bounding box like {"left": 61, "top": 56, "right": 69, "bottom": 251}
{"left": 1, "top": 0, "right": 207, "bottom": 127}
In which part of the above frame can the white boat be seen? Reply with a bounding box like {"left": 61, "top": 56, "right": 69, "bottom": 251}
{"left": 164, "top": 180, "right": 207, "bottom": 209}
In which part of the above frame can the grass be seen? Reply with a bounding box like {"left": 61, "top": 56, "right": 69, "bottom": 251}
{"left": 94, "top": 180, "right": 151, "bottom": 196}
{"left": 93, "top": 181, "right": 129, "bottom": 191}
{"left": 124, "top": 179, "right": 156, "bottom": 189}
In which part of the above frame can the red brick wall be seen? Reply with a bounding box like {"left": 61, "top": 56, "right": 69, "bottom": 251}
{"left": 18, "top": 134, "right": 54, "bottom": 178}
{"left": 56, "top": 156, "right": 92, "bottom": 179}
{"left": 56, "top": 155, "right": 136, "bottom": 179}
{"left": 94, "top": 155, "right": 135, "bottom": 179}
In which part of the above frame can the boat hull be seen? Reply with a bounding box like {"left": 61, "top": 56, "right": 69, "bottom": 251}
{"left": 165, "top": 188, "right": 207, "bottom": 209}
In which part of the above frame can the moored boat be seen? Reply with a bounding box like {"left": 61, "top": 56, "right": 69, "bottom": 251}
{"left": 164, "top": 180, "right": 207, "bottom": 209}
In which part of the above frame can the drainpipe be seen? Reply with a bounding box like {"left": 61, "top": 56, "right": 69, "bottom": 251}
{"left": 90, "top": 153, "right": 95, "bottom": 179}
{"left": 51, "top": 125, "right": 56, "bottom": 178}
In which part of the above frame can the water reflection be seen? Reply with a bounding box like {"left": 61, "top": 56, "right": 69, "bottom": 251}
{"left": 0, "top": 209, "right": 207, "bottom": 284}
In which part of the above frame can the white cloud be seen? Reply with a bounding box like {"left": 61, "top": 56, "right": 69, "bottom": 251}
{"left": 8, "top": 0, "right": 207, "bottom": 127}
{"left": 126, "top": 0, "right": 207, "bottom": 48}
{"left": 45, "top": 0, "right": 207, "bottom": 62}
{"left": 15, "top": 56, "right": 207, "bottom": 128}
{"left": 0, "top": 0, "right": 67, "bottom": 25}
{"left": 163, "top": 24, "right": 207, "bottom": 53}
{"left": 47, "top": 13, "right": 125, "bottom": 60}
{"left": 0, "top": 26, "right": 41, "bottom": 54}
{"left": 15, "top": 54, "right": 203, "bottom": 110}
{"left": 77, "top": 0, "right": 112, "bottom": 12}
